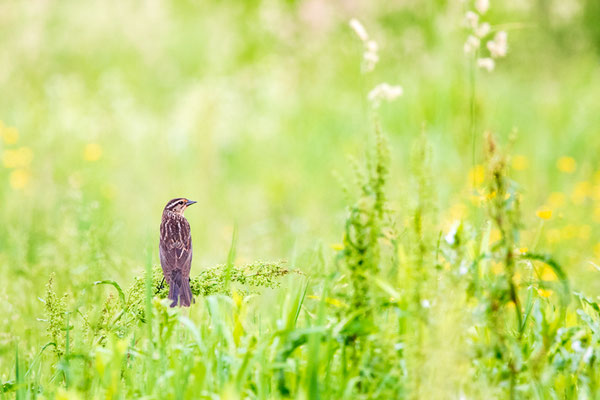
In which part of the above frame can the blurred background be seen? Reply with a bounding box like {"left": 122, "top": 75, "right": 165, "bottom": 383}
{"left": 1, "top": 0, "right": 599, "bottom": 359}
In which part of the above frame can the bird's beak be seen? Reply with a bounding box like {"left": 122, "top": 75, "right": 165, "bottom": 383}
{"left": 186, "top": 199, "right": 197, "bottom": 206}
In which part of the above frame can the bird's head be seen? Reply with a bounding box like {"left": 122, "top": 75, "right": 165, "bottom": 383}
{"left": 164, "top": 198, "right": 197, "bottom": 215}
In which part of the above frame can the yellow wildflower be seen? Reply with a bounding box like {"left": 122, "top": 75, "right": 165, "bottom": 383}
{"left": 511, "top": 155, "right": 529, "bottom": 171}
{"left": 557, "top": 156, "right": 576, "bottom": 173}
{"left": 307, "top": 295, "right": 345, "bottom": 308}
{"left": 513, "top": 271, "right": 521, "bottom": 285}
{"left": 489, "top": 228, "right": 502, "bottom": 244}
{"left": 594, "top": 243, "right": 600, "bottom": 259}
{"left": 325, "top": 297, "right": 346, "bottom": 308}
{"left": 1, "top": 126, "right": 19, "bottom": 144}
{"left": 536, "top": 208, "right": 552, "bottom": 220}
{"left": 518, "top": 247, "right": 528, "bottom": 255}
{"left": 468, "top": 165, "right": 485, "bottom": 187}
{"left": 572, "top": 181, "right": 591, "bottom": 204}
{"left": 593, "top": 185, "right": 600, "bottom": 201}
{"left": 9, "top": 168, "right": 31, "bottom": 189}
{"left": 83, "top": 143, "right": 103, "bottom": 161}
{"left": 540, "top": 266, "right": 557, "bottom": 281}
{"left": 2, "top": 147, "right": 33, "bottom": 168}
{"left": 490, "top": 260, "right": 503, "bottom": 275}
{"left": 330, "top": 243, "right": 344, "bottom": 251}
{"left": 537, "top": 288, "right": 553, "bottom": 298}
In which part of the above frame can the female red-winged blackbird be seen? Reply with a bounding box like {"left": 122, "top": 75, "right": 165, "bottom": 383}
{"left": 159, "top": 198, "right": 196, "bottom": 307}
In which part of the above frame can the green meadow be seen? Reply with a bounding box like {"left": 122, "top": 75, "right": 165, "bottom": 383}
{"left": 1, "top": 1, "right": 600, "bottom": 398}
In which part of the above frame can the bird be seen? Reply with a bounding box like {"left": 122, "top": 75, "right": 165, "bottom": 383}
{"left": 159, "top": 197, "right": 197, "bottom": 307}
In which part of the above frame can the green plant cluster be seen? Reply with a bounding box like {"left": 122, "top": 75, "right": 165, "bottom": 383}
{"left": 3, "top": 1, "right": 600, "bottom": 398}
{"left": 42, "top": 262, "right": 292, "bottom": 356}
{"left": 2, "top": 128, "right": 599, "bottom": 400}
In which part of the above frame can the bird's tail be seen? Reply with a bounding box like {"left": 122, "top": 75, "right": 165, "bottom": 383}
{"left": 168, "top": 270, "right": 193, "bottom": 307}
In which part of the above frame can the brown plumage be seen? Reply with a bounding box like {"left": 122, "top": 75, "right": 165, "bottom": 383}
{"left": 159, "top": 197, "right": 196, "bottom": 307}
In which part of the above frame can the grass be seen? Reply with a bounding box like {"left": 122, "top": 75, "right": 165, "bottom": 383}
{"left": 2, "top": 1, "right": 600, "bottom": 398}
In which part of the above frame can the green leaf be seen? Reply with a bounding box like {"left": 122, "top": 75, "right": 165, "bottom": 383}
{"left": 93, "top": 280, "right": 126, "bottom": 307}
{"left": 521, "top": 252, "right": 570, "bottom": 305}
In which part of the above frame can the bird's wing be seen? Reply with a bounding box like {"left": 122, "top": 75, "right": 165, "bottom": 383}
{"left": 159, "top": 218, "right": 193, "bottom": 278}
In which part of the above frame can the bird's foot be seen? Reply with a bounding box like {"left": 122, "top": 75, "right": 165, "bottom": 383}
{"left": 155, "top": 277, "right": 165, "bottom": 295}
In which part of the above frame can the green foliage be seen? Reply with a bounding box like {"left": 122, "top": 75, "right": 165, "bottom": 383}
{"left": 2, "top": 1, "right": 600, "bottom": 399}
{"left": 341, "top": 125, "right": 389, "bottom": 317}
{"left": 44, "top": 274, "right": 68, "bottom": 358}
{"left": 52, "top": 261, "right": 294, "bottom": 345}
